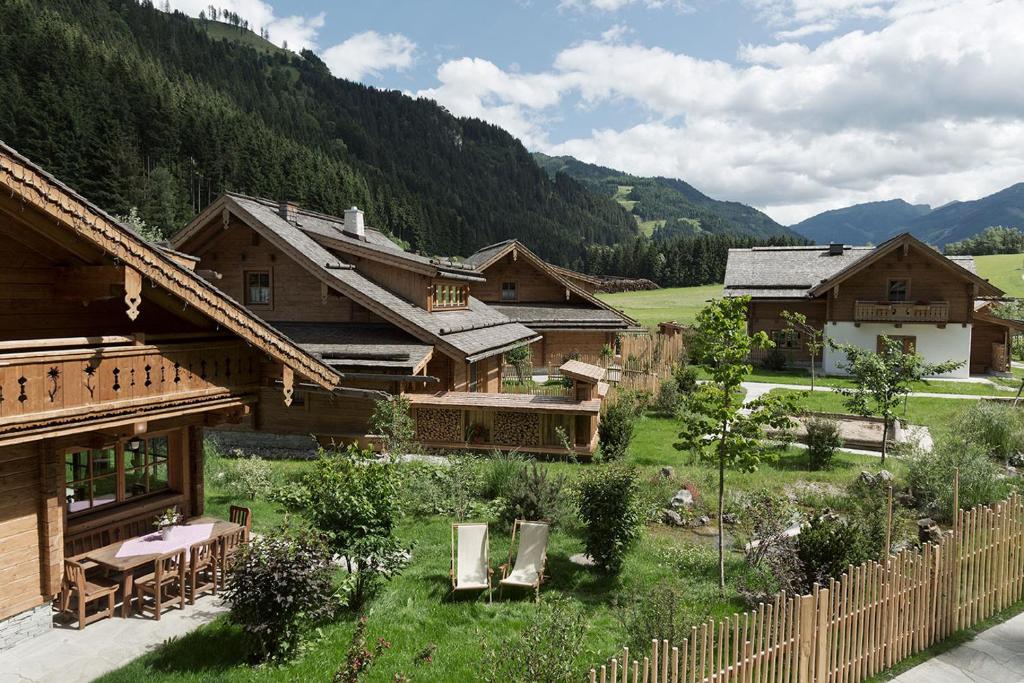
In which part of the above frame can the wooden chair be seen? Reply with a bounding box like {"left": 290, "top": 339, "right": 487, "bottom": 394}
{"left": 187, "top": 538, "right": 219, "bottom": 604}
{"left": 59, "top": 558, "right": 119, "bottom": 629}
{"left": 450, "top": 522, "right": 492, "bottom": 602}
{"left": 218, "top": 526, "right": 247, "bottom": 590}
{"left": 134, "top": 550, "right": 185, "bottom": 620}
{"left": 229, "top": 505, "right": 252, "bottom": 540}
{"left": 499, "top": 520, "right": 550, "bottom": 602}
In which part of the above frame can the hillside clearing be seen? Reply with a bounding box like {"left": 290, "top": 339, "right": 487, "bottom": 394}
{"left": 598, "top": 284, "right": 722, "bottom": 328}
{"left": 974, "top": 253, "right": 1024, "bottom": 297}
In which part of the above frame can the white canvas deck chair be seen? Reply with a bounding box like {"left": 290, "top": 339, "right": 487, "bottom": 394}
{"left": 450, "top": 522, "right": 492, "bottom": 602}
{"left": 499, "top": 520, "right": 549, "bottom": 602}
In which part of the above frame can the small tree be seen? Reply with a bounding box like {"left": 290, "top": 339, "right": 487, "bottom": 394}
{"left": 598, "top": 400, "right": 635, "bottom": 461}
{"left": 833, "top": 336, "right": 962, "bottom": 464}
{"left": 304, "top": 446, "right": 407, "bottom": 607}
{"left": 577, "top": 465, "right": 644, "bottom": 574}
{"left": 781, "top": 310, "right": 825, "bottom": 389}
{"left": 676, "top": 297, "right": 800, "bottom": 591}
{"left": 504, "top": 345, "right": 532, "bottom": 384}
{"left": 370, "top": 395, "right": 416, "bottom": 457}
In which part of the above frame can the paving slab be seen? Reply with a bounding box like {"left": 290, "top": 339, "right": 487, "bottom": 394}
{"left": 0, "top": 598, "right": 227, "bottom": 683}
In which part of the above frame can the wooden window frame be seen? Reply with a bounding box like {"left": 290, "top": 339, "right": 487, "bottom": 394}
{"left": 501, "top": 280, "right": 518, "bottom": 303}
{"left": 244, "top": 269, "right": 273, "bottom": 308}
{"left": 64, "top": 431, "right": 179, "bottom": 520}
{"left": 876, "top": 335, "right": 916, "bottom": 355}
{"left": 886, "top": 278, "right": 910, "bottom": 303}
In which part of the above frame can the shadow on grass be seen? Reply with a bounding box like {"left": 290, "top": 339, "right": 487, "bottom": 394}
{"left": 140, "top": 619, "right": 251, "bottom": 674}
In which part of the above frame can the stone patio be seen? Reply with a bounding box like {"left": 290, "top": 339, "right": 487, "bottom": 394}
{"left": 0, "top": 598, "right": 227, "bottom": 683}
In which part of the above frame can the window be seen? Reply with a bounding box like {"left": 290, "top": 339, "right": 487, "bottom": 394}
{"left": 469, "top": 362, "right": 479, "bottom": 392}
{"left": 245, "top": 270, "right": 271, "bottom": 306}
{"left": 64, "top": 435, "right": 173, "bottom": 516}
{"left": 501, "top": 281, "right": 517, "bottom": 302}
{"left": 771, "top": 329, "right": 802, "bottom": 349}
{"left": 887, "top": 279, "right": 908, "bottom": 302}
{"left": 877, "top": 335, "right": 916, "bottom": 355}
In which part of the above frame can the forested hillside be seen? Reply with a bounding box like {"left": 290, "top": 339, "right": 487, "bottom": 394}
{"left": 0, "top": 0, "right": 638, "bottom": 265}
{"left": 533, "top": 152, "right": 798, "bottom": 240}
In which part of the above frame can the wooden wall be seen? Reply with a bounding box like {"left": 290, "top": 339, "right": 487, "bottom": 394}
{"left": 475, "top": 253, "right": 585, "bottom": 304}
{"left": 748, "top": 300, "right": 827, "bottom": 362}
{"left": 192, "top": 220, "right": 385, "bottom": 324}
{"left": 970, "top": 321, "right": 1007, "bottom": 373}
{"left": 534, "top": 331, "right": 614, "bottom": 366}
{"left": 348, "top": 255, "right": 431, "bottom": 309}
{"left": 0, "top": 440, "right": 60, "bottom": 621}
{"left": 829, "top": 246, "right": 974, "bottom": 322}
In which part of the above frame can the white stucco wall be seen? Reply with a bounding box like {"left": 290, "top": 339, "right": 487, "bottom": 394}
{"left": 822, "top": 322, "right": 971, "bottom": 378}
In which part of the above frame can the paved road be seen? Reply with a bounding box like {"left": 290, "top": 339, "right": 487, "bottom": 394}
{"left": 890, "top": 610, "right": 1024, "bottom": 682}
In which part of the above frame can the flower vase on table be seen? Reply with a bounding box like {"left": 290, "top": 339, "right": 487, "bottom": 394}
{"left": 153, "top": 507, "right": 182, "bottom": 540}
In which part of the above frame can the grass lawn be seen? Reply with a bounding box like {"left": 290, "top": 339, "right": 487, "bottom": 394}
{"left": 975, "top": 253, "right": 1024, "bottom": 297}
{"left": 741, "top": 367, "right": 1017, "bottom": 397}
{"left": 598, "top": 284, "right": 722, "bottom": 328}
{"left": 767, "top": 388, "right": 977, "bottom": 440}
{"left": 100, "top": 416, "right": 910, "bottom": 683}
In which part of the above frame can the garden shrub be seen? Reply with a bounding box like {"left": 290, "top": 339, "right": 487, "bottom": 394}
{"left": 304, "top": 446, "right": 408, "bottom": 607}
{"left": 738, "top": 491, "right": 802, "bottom": 604}
{"left": 846, "top": 475, "right": 901, "bottom": 557}
{"left": 762, "top": 346, "right": 787, "bottom": 371}
{"left": 370, "top": 395, "right": 417, "bottom": 457}
{"left": 577, "top": 465, "right": 644, "bottom": 574}
{"left": 599, "top": 400, "right": 636, "bottom": 461}
{"left": 267, "top": 480, "right": 311, "bottom": 512}
{"left": 652, "top": 376, "right": 682, "bottom": 417}
{"left": 222, "top": 452, "right": 274, "bottom": 501}
{"left": 394, "top": 461, "right": 455, "bottom": 517}
{"left": 673, "top": 363, "right": 699, "bottom": 394}
{"left": 805, "top": 417, "right": 842, "bottom": 470}
{"left": 480, "top": 598, "right": 587, "bottom": 683}
{"left": 499, "top": 462, "right": 570, "bottom": 529}
{"left": 797, "top": 513, "right": 873, "bottom": 589}
{"left": 949, "top": 400, "right": 1024, "bottom": 464}
{"left": 906, "top": 437, "right": 1011, "bottom": 523}
{"left": 222, "top": 528, "right": 340, "bottom": 662}
{"left": 622, "top": 581, "right": 700, "bottom": 657}
{"left": 480, "top": 450, "right": 527, "bottom": 500}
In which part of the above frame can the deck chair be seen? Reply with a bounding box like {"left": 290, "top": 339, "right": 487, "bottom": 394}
{"left": 450, "top": 522, "right": 492, "bottom": 602}
{"left": 499, "top": 520, "right": 550, "bottom": 602}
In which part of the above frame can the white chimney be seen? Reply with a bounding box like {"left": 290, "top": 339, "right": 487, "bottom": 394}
{"left": 344, "top": 206, "right": 365, "bottom": 239}
{"left": 278, "top": 200, "right": 298, "bottom": 223}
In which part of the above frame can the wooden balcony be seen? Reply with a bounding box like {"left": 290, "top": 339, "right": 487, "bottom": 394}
{"left": 407, "top": 391, "right": 601, "bottom": 457}
{"left": 853, "top": 301, "right": 949, "bottom": 323}
{"left": 0, "top": 335, "right": 263, "bottom": 443}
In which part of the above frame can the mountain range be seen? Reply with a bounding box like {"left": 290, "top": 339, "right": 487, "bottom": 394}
{"left": 532, "top": 153, "right": 800, "bottom": 241}
{"left": 792, "top": 184, "right": 1024, "bottom": 246}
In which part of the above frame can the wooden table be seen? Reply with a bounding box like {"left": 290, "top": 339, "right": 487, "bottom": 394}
{"left": 83, "top": 516, "right": 241, "bottom": 617}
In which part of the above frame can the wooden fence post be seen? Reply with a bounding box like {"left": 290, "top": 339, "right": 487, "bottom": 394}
{"left": 814, "top": 588, "right": 829, "bottom": 683}
{"left": 797, "top": 594, "right": 815, "bottom": 683}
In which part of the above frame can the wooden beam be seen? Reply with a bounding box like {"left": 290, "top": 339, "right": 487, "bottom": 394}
{"left": 0, "top": 196, "right": 101, "bottom": 263}
{"left": 124, "top": 266, "right": 142, "bottom": 320}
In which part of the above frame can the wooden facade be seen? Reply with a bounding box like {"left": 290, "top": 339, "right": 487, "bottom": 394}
{"left": 0, "top": 144, "right": 339, "bottom": 633}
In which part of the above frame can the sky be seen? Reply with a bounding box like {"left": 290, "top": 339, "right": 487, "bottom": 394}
{"left": 166, "top": 0, "right": 1024, "bottom": 225}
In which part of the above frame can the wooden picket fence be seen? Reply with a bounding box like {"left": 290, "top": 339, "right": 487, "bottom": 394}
{"left": 590, "top": 491, "right": 1024, "bottom": 683}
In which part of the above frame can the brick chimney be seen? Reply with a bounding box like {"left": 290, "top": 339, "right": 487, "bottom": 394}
{"left": 278, "top": 200, "right": 298, "bottom": 224}
{"left": 344, "top": 206, "right": 365, "bottom": 239}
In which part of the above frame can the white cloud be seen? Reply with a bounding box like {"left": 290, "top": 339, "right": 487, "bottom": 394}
{"left": 322, "top": 31, "right": 417, "bottom": 81}
{"left": 163, "top": 0, "right": 324, "bottom": 50}
{"left": 417, "top": 0, "right": 1024, "bottom": 223}
{"left": 773, "top": 22, "right": 837, "bottom": 39}
{"left": 559, "top": 0, "right": 693, "bottom": 12}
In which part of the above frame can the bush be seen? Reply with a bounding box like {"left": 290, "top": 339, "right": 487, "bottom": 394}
{"left": 762, "top": 347, "right": 787, "bottom": 371}
{"left": 480, "top": 598, "right": 587, "bottom": 683}
{"left": 907, "top": 437, "right": 1011, "bottom": 523}
{"left": 267, "top": 480, "right": 311, "bottom": 512}
{"left": 622, "top": 581, "right": 700, "bottom": 656}
{"left": 577, "top": 465, "right": 644, "bottom": 574}
{"left": 949, "top": 400, "right": 1024, "bottom": 464}
{"left": 673, "top": 363, "right": 699, "bottom": 394}
{"left": 304, "top": 446, "right": 407, "bottom": 607}
{"left": 499, "top": 462, "right": 570, "bottom": 529}
{"left": 480, "top": 451, "right": 527, "bottom": 500}
{"left": 222, "top": 528, "right": 340, "bottom": 662}
{"left": 739, "top": 491, "right": 802, "bottom": 604}
{"left": 222, "top": 452, "right": 274, "bottom": 500}
{"left": 652, "top": 377, "right": 682, "bottom": 417}
{"left": 370, "top": 395, "right": 417, "bottom": 456}
{"left": 797, "top": 513, "right": 873, "bottom": 589}
{"left": 599, "top": 401, "right": 636, "bottom": 461}
{"left": 805, "top": 417, "right": 842, "bottom": 470}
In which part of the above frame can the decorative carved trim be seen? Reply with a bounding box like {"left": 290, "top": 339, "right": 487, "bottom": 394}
{"left": 282, "top": 366, "right": 294, "bottom": 407}
{"left": 124, "top": 266, "right": 142, "bottom": 320}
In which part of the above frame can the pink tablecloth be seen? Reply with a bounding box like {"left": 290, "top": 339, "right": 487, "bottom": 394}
{"left": 114, "top": 523, "right": 215, "bottom": 560}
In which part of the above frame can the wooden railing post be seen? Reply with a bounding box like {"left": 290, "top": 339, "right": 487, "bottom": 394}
{"left": 797, "top": 594, "right": 815, "bottom": 683}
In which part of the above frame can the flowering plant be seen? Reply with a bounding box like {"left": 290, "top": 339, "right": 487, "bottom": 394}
{"left": 153, "top": 507, "right": 182, "bottom": 530}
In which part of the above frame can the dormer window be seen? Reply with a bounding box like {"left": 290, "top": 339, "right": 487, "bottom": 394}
{"left": 501, "top": 281, "right": 517, "bottom": 302}
{"left": 245, "top": 270, "right": 272, "bottom": 306}
{"left": 432, "top": 282, "right": 468, "bottom": 310}
{"left": 887, "top": 279, "right": 908, "bottom": 302}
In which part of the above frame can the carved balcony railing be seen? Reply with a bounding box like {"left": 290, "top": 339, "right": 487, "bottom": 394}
{"left": 0, "top": 336, "right": 263, "bottom": 430}
{"left": 853, "top": 300, "right": 949, "bottom": 323}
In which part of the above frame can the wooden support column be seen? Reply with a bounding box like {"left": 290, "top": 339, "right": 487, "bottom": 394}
{"left": 37, "top": 440, "right": 64, "bottom": 599}
{"left": 188, "top": 425, "right": 205, "bottom": 518}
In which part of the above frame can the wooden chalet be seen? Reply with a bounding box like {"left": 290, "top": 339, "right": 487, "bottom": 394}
{"left": 0, "top": 143, "right": 344, "bottom": 647}
{"left": 170, "top": 196, "right": 608, "bottom": 456}
{"left": 724, "top": 233, "right": 1020, "bottom": 375}
{"left": 463, "top": 239, "right": 641, "bottom": 369}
